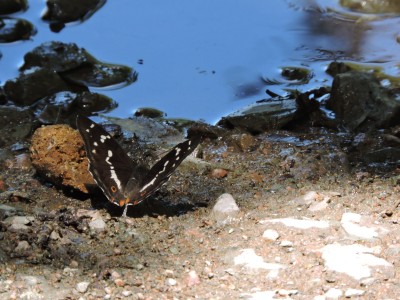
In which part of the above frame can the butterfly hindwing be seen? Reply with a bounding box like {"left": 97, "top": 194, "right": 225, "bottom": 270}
{"left": 136, "top": 136, "right": 201, "bottom": 200}
{"left": 77, "top": 116, "right": 140, "bottom": 206}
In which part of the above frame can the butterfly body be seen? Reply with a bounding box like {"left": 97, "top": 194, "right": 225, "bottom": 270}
{"left": 76, "top": 115, "right": 201, "bottom": 208}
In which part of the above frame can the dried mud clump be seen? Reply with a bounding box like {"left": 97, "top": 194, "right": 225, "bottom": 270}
{"left": 29, "top": 124, "right": 94, "bottom": 193}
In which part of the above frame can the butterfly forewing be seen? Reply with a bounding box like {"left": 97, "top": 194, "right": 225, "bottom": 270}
{"left": 77, "top": 116, "right": 140, "bottom": 205}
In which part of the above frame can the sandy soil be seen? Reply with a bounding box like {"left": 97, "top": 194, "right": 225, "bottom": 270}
{"left": 1, "top": 128, "right": 400, "bottom": 299}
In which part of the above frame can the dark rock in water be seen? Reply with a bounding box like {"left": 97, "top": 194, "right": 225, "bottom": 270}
{"left": 21, "top": 41, "right": 96, "bottom": 73}
{"left": 0, "top": 17, "right": 36, "bottom": 43}
{"left": 42, "top": 0, "right": 106, "bottom": 32}
{"left": 61, "top": 63, "right": 137, "bottom": 88}
{"left": 33, "top": 91, "right": 117, "bottom": 126}
{"left": 0, "top": 106, "right": 35, "bottom": 147}
{"left": 4, "top": 68, "right": 83, "bottom": 106}
{"left": 327, "top": 72, "right": 400, "bottom": 131}
{"left": 134, "top": 107, "right": 166, "bottom": 119}
{"left": 280, "top": 66, "right": 313, "bottom": 84}
{"left": 218, "top": 99, "right": 298, "bottom": 134}
{"left": 20, "top": 41, "right": 137, "bottom": 89}
{"left": 0, "top": 0, "right": 28, "bottom": 15}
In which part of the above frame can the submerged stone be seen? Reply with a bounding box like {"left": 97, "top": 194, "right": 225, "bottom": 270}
{"left": 42, "top": 0, "right": 106, "bottom": 32}
{"left": 33, "top": 91, "right": 117, "bottom": 126}
{"left": 20, "top": 41, "right": 137, "bottom": 89}
{"left": 0, "top": 0, "right": 28, "bottom": 15}
{"left": 218, "top": 99, "right": 297, "bottom": 134}
{"left": 0, "top": 17, "right": 36, "bottom": 43}
{"left": 21, "top": 41, "right": 96, "bottom": 72}
{"left": 4, "top": 68, "right": 81, "bottom": 106}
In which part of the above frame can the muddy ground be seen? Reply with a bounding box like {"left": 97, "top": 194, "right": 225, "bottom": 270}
{"left": 1, "top": 126, "right": 400, "bottom": 300}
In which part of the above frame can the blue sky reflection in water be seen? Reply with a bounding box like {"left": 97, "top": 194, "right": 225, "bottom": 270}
{"left": 1, "top": 0, "right": 400, "bottom": 123}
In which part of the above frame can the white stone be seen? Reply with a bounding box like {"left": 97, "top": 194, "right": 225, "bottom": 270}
{"left": 211, "top": 193, "right": 240, "bottom": 223}
{"left": 345, "top": 288, "right": 365, "bottom": 297}
{"left": 340, "top": 212, "right": 387, "bottom": 240}
{"left": 122, "top": 290, "right": 132, "bottom": 296}
{"left": 321, "top": 243, "right": 392, "bottom": 280}
{"left": 265, "top": 218, "right": 330, "bottom": 229}
{"left": 341, "top": 212, "right": 361, "bottom": 223}
{"left": 234, "top": 248, "right": 284, "bottom": 270}
{"left": 262, "top": 229, "right": 280, "bottom": 241}
{"left": 325, "top": 288, "right": 343, "bottom": 300}
{"left": 76, "top": 281, "right": 90, "bottom": 293}
{"left": 165, "top": 278, "right": 177, "bottom": 286}
{"left": 241, "top": 291, "right": 276, "bottom": 300}
{"left": 4, "top": 216, "right": 34, "bottom": 225}
{"left": 89, "top": 218, "right": 106, "bottom": 232}
{"left": 280, "top": 240, "right": 293, "bottom": 247}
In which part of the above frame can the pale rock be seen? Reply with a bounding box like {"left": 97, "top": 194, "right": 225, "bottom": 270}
{"left": 234, "top": 248, "right": 285, "bottom": 270}
{"left": 321, "top": 243, "right": 393, "bottom": 280}
{"left": 262, "top": 229, "right": 280, "bottom": 241}
{"left": 340, "top": 212, "right": 388, "bottom": 240}
{"left": 265, "top": 218, "right": 330, "bottom": 229}
{"left": 280, "top": 240, "right": 293, "bottom": 247}
{"left": 122, "top": 290, "right": 132, "bottom": 296}
{"left": 0, "top": 204, "right": 17, "bottom": 217}
{"left": 15, "top": 240, "right": 30, "bottom": 252}
{"left": 211, "top": 193, "right": 240, "bottom": 224}
{"left": 186, "top": 270, "right": 200, "bottom": 286}
{"left": 89, "top": 217, "right": 106, "bottom": 232}
{"left": 241, "top": 291, "right": 276, "bottom": 300}
{"left": 325, "top": 288, "right": 343, "bottom": 300}
{"left": 76, "top": 281, "right": 90, "bottom": 293}
{"left": 4, "top": 216, "right": 34, "bottom": 225}
{"left": 50, "top": 230, "right": 60, "bottom": 240}
{"left": 165, "top": 278, "right": 177, "bottom": 286}
{"left": 345, "top": 288, "right": 365, "bottom": 297}
{"left": 8, "top": 223, "right": 29, "bottom": 232}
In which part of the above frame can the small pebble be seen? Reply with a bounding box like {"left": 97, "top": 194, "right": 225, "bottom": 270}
{"left": 210, "top": 168, "right": 228, "bottom": 178}
{"left": 76, "top": 281, "right": 90, "bottom": 293}
{"left": 280, "top": 240, "right": 293, "bottom": 247}
{"left": 186, "top": 270, "right": 200, "bottom": 286}
{"left": 122, "top": 290, "right": 132, "bottom": 297}
{"left": 89, "top": 217, "right": 106, "bottom": 232}
{"left": 262, "top": 229, "right": 280, "bottom": 241}
{"left": 345, "top": 288, "right": 365, "bottom": 297}
{"left": 325, "top": 288, "right": 343, "bottom": 300}
{"left": 114, "top": 278, "right": 125, "bottom": 287}
{"left": 50, "top": 231, "right": 60, "bottom": 240}
{"left": 15, "top": 240, "right": 30, "bottom": 253}
{"left": 165, "top": 278, "right": 177, "bottom": 286}
{"left": 211, "top": 193, "right": 240, "bottom": 224}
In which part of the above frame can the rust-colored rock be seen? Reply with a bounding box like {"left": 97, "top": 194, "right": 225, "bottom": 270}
{"left": 30, "top": 124, "right": 94, "bottom": 193}
{"left": 210, "top": 168, "right": 228, "bottom": 179}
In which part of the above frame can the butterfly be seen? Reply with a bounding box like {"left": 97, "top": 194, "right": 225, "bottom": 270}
{"left": 76, "top": 115, "right": 201, "bottom": 213}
